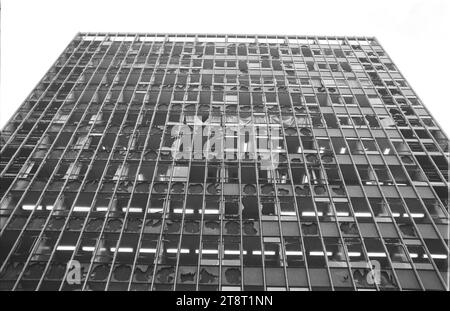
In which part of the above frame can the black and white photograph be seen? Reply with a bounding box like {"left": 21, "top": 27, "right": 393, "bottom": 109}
{"left": 0, "top": 0, "right": 448, "bottom": 300}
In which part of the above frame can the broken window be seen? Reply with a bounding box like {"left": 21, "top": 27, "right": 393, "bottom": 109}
{"left": 331, "top": 137, "right": 348, "bottom": 155}
{"left": 263, "top": 239, "right": 283, "bottom": 267}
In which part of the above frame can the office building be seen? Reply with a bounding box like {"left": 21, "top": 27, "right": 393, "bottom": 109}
{"left": 0, "top": 33, "right": 448, "bottom": 291}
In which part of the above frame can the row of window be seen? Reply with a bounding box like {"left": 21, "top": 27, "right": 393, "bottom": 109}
{"left": 5, "top": 263, "right": 445, "bottom": 291}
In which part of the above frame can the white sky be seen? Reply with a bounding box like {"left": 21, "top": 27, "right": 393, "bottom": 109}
{"left": 1, "top": 0, "right": 449, "bottom": 134}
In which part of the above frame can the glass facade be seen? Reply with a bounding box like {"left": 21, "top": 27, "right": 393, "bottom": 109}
{"left": 0, "top": 33, "right": 448, "bottom": 291}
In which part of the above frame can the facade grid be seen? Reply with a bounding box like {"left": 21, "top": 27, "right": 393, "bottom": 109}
{"left": 0, "top": 33, "right": 448, "bottom": 291}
